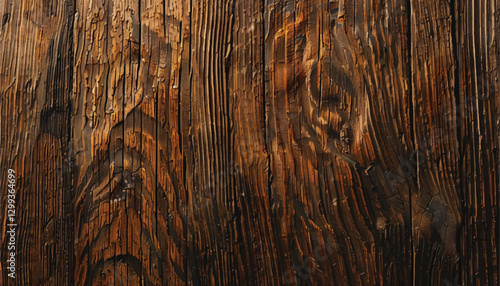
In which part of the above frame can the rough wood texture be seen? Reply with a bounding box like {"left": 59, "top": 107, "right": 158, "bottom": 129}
{"left": 0, "top": 0, "right": 498, "bottom": 285}
{"left": 457, "top": 1, "right": 499, "bottom": 285}
{"left": 0, "top": 0, "right": 75, "bottom": 284}
{"left": 411, "top": 0, "right": 461, "bottom": 283}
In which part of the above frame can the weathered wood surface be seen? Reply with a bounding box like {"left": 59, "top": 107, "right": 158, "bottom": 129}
{"left": 0, "top": 0, "right": 498, "bottom": 285}
{"left": 0, "top": 0, "right": 75, "bottom": 284}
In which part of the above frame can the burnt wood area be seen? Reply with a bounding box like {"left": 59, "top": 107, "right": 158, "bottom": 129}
{"left": 0, "top": 0, "right": 498, "bottom": 285}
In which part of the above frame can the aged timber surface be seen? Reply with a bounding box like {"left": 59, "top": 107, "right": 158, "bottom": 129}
{"left": 0, "top": 0, "right": 498, "bottom": 285}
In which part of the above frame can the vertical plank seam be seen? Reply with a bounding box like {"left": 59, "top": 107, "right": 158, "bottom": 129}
{"left": 68, "top": 0, "right": 76, "bottom": 284}
{"left": 137, "top": 1, "right": 143, "bottom": 285}
{"left": 186, "top": 0, "right": 194, "bottom": 282}
{"left": 407, "top": 0, "right": 415, "bottom": 284}
{"left": 450, "top": 0, "right": 463, "bottom": 284}
{"left": 122, "top": 20, "right": 128, "bottom": 285}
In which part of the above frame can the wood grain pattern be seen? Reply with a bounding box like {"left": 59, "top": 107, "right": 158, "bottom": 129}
{"left": 411, "top": 0, "right": 461, "bottom": 283}
{"left": 0, "top": 0, "right": 75, "bottom": 284}
{"left": 457, "top": 0, "right": 499, "bottom": 284}
{"left": 0, "top": 0, "right": 498, "bottom": 285}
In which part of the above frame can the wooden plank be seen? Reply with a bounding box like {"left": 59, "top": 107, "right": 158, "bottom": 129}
{"left": 457, "top": 0, "right": 499, "bottom": 284}
{"left": 0, "top": 0, "right": 75, "bottom": 284}
{"left": 147, "top": 0, "right": 189, "bottom": 284}
{"left": 72, "top": 0, "right": 142, "bottom": 284}
{"left": 410, "top": 0, "right": 463, "bottom": 284}
{"left": 410, "top": 1, "right": 500, "bottom": 284}
{"left": 229, "top": 0, "right": 281, "bottom": 283}
{"left": 186, "top": 0, "right": 238, "bottom": 283}
{"left": 265, "top": 0, "right": 413, "bottom": 284}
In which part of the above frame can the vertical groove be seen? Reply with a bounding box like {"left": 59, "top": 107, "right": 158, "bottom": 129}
{"left": 137, "top": 1, "right": 143, "bottom": 284}
{"left": 262, "top": 0, "right": 283, "bottom": 282}
{"left": 406, "top": 0, "right": 415, "bottom": 284}
{"left": 450, "top": 0, "right": 463, "bottom": 284}
{"left": 186, "top": 0, "right": 193, "bottom": 282}
{"left": 68, "top": 0, "right": 76, "bottom": 284}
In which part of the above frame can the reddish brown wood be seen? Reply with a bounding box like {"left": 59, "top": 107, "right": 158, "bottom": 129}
{"left": 0, "top": 0, "right": 498, "bottom": 285}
